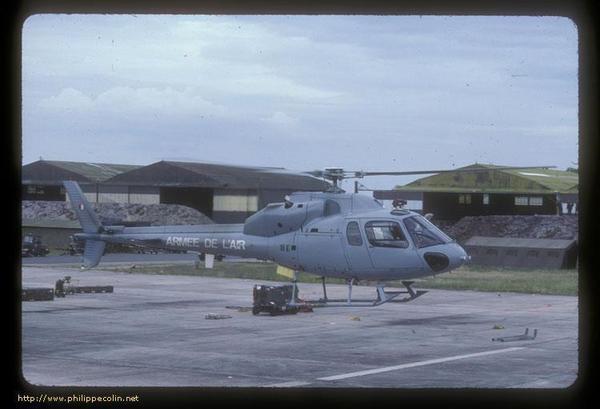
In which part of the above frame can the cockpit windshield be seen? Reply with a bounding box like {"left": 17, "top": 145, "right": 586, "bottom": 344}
{"left": 403, "top": 215, "right": 453, "bottom": 248}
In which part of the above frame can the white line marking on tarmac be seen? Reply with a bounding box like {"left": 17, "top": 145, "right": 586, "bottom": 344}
{"left": 264, "top": 381, "right": 312, "bottom": 388}
{"left": 317, "top": 347, "right": 525, "bottom": 382}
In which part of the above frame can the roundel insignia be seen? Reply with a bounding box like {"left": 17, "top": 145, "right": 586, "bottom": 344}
{"left": 79, "top": 203, "right": 85, "bottom": 211}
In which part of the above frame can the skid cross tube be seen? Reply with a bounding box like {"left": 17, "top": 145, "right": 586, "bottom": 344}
{"left": 308, "top": 280, "right": 427, "bottom": 308}
{"left": 287, "top": 270, "right": 299, "bottom": 306}
{"left": 321, "top": 277, "right": 328, "bottom": 302}
{"left": 373, "top": 281, "right": 428, "bottom": 306}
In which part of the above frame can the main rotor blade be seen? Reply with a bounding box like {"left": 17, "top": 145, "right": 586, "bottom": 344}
{"left": 354, "top": 165, "right": 556, "bottom": 177}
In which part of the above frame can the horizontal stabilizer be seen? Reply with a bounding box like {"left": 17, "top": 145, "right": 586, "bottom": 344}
{"left": 82, "top": 239, "right": 106, "bottom": 269}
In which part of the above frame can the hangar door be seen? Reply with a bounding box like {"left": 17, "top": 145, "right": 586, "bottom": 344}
{"left": 159, "top": 187, "right": 213, "bottom": 218}
{"left": 22, "top": 184, "right": 66, "bottom": 201}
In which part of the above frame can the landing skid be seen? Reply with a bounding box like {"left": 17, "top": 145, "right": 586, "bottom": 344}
{"left": 373, "top": 281, "right": 428, "bottom": 306}
{"left": 295, "top": 277, "right": 427, "bottom": 308}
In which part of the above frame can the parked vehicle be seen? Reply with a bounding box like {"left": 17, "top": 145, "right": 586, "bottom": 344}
{"left": 22, "top": 233, "right": 49, "bottom": 257}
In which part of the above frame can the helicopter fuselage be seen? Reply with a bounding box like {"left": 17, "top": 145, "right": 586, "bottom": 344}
{"left": 74, "top": 190, "right": 468, "bottom": 281}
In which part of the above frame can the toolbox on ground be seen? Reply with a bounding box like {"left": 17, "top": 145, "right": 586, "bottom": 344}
{"left": 22, "top": 288, "right": 55, "bottom": 301}
{"left": 252, "top": 284, "right": 312, "bottom": 316}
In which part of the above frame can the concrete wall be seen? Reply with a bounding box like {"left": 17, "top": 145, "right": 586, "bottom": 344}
{"left": 464, "top": 244, "right": 577, "bottom": 269}
{"left": 258, "top": 189, "right": 297, "bottom": 209}
{"left": 128, "top": 185, "right": 160, "bottom": 204}
{"left": 62, "top": 184, "right": 160, "bottom": 205}
{"left": 210, "top": 188, "right": 300, "bottom": 223}
{"left": 213, "top": 190, "right": 258, "bottom": 212}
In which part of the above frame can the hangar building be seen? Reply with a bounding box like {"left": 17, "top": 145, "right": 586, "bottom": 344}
{"left": 463, "top": 236, "right": 578, "bottom": 269}
{"left": 22, "top": 159, "right": 329, "bottom": 223}
{"left": 374, "top": 163, "right": 578, "bottom": 220}
{"left": 22, "top": 160, "right": 141, "bottom": 201}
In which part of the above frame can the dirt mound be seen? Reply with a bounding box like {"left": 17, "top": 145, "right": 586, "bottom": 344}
{"left": 22, "top": 200, "right": 214, "bottom": 226}
{"left": 442, "top": 215, "right": 578, "bottom": 242}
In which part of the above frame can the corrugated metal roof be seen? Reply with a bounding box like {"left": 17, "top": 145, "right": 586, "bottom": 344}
{"left": 465, "top": 235, "right": 576, "bottom": 249}
{"left": 107, "top": 160, "right": 330, "bottom": 190}
{"left": 394, "top": 163, "right": 578, "bottom": 194}
{"left": 22, "top": 160, "right": 141, "bottom": 183}
{"left": 48, "top": 161, "right": 141, "bottom": 181}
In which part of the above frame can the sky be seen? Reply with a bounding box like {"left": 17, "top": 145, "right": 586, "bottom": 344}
{"left": 21, "top": 14, "right": 578, "bottom": 191}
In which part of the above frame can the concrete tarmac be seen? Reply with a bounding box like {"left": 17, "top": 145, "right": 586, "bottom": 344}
{"left": 21, "top": 266, "right": 578, "bottom": 388}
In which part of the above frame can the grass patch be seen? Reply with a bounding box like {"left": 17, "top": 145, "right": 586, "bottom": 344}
{"left": 47, "top": 248, "right": 71, "bottom": 256}
{"left": 104, "top": 261, "right": 577, "bottom": 296}
{"left": 412, "top": 264, "right": 578, "bottom": 296}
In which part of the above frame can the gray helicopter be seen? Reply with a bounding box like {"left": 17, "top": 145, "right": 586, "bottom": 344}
{"left": 62, "top": 165, "right": 552, "bottom": 307}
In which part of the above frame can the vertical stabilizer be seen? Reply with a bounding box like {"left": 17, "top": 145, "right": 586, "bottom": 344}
{"left": 63, "top": 181, "right": 102, "bottom": 234}
{"left": 82, "top": 239, "right": 106, "bottom": 269}
{"left": 63, "top": 181, "right": 105, "bottom": 268}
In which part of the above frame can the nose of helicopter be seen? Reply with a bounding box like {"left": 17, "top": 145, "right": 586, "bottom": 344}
{"left": 422, "top": 242, "right": 470, "bottom": 273}
{"left": 450, "top": 243, "right": 470, "bottom": 269}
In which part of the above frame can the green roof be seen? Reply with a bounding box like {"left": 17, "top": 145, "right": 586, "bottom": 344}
{"left": 394, "top": 163, "right": 578, "bottom": 194}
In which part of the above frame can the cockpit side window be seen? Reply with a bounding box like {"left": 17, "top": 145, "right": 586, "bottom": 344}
{"left": 364, "top": 221, "right": 409, "bottom": 248}
{"left": 403, "top": 216, "right": 450, "bottom": 248}
{"left": 346, "top": 221, "right": 363, "bottom": 246}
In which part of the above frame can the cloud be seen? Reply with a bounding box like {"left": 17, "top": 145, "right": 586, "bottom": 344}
{"left": 38, "top": 86, "right": 227, "bottom": 117}
{"left": 22, "top": 15, "right": 578, "bottom": 178}
{"left": 262, "top": 111, "right": 299, "bottom": 126}
{"left": 38, "top": 88, "right": 94, "bottom": 112}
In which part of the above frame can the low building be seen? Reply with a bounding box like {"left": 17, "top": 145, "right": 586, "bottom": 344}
{"left": 374, "top": 164, "right": 578, "bottom": 220}
{"left": 463, "top": 236, "right": 577, "bottom": 269}
{"left": 21, "top": 218, "right": 81, "bottom": 250}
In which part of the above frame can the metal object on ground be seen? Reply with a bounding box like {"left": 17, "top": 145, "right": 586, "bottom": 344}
{"left": 22, "top": 288, "right": 54, "bottom": 301}
{"left": 205, "top": 313, "right": 232, "bottom": 320}
{"left": 66, "top": 285, "right": 114, "bottom": 294}
{"left": 225, "top": 306, "right": 254, "bottom": 312}
{"left": 55, "top": 278, "right": 66, "bottom": 297}
{"left": 252, "top": 284, "right": 313, "bottom": 316}
{"left": 55, "top": 276, "right": 113, "bottom": 296}
{"left": 492, "top": 328, "right": 538, "bottom": 342}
